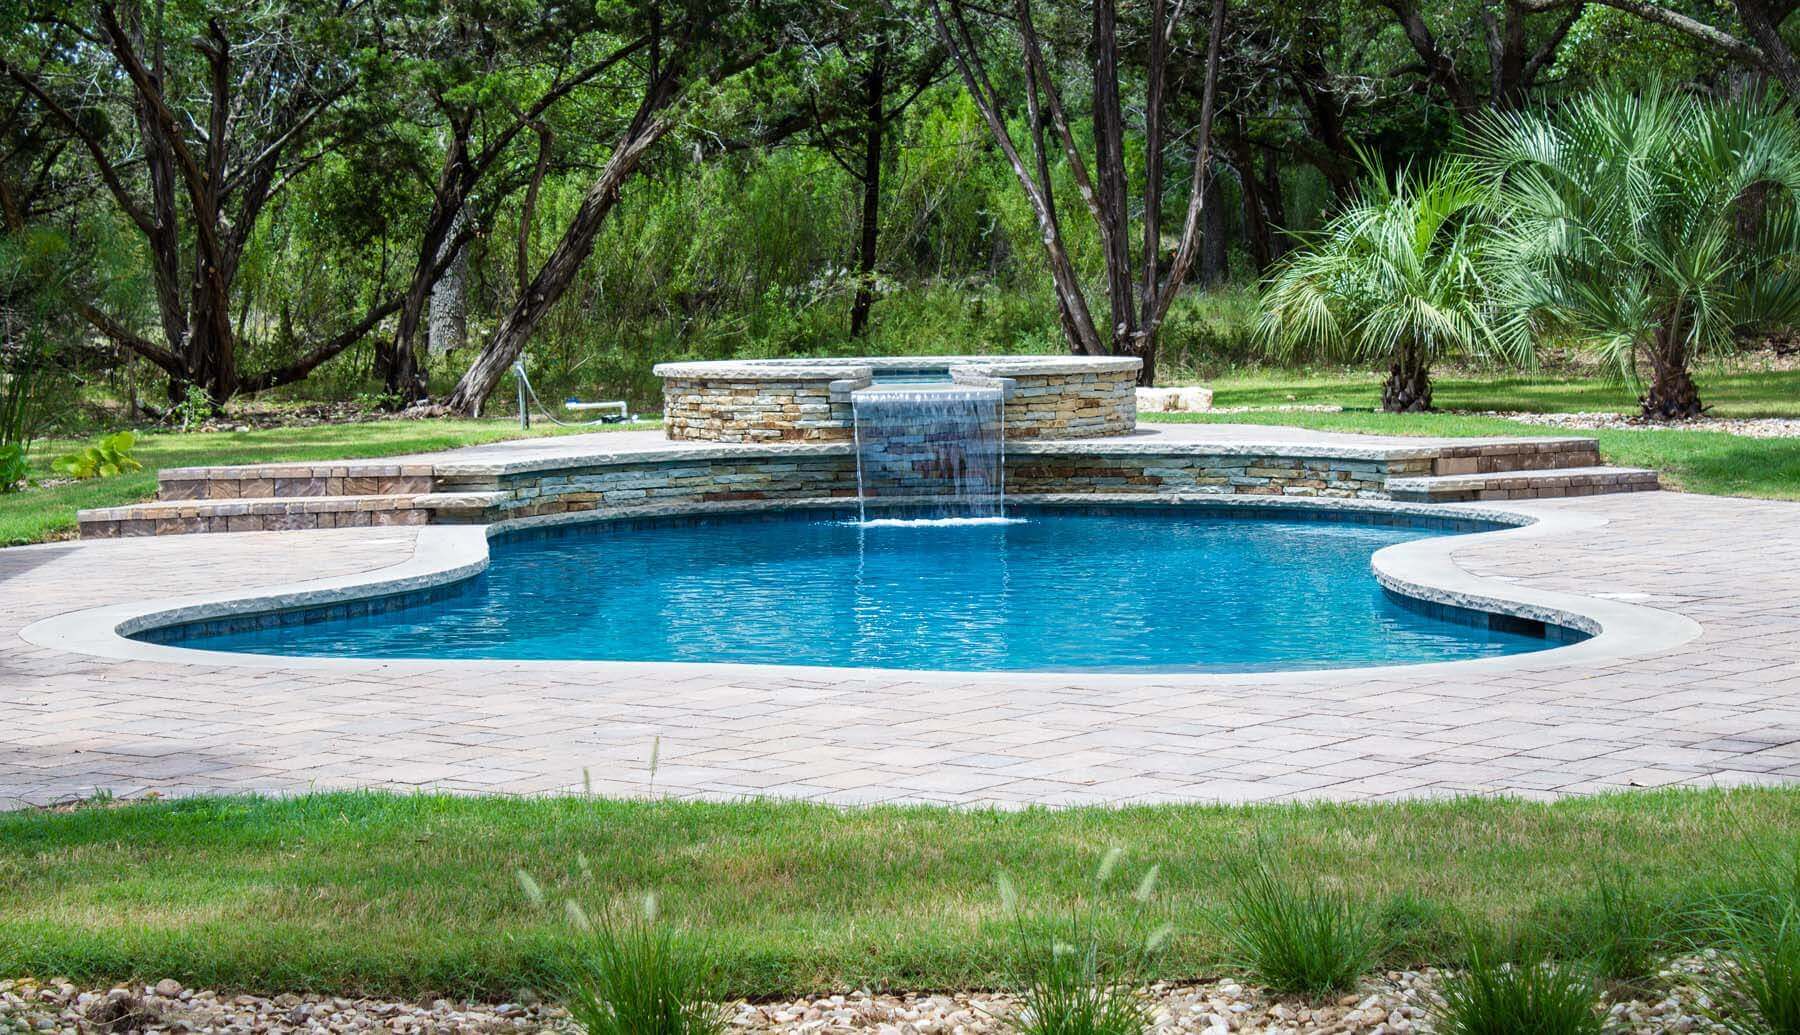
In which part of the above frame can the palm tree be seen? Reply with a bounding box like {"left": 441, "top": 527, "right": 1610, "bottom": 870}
{"left": 1471, "top": 85, "right": 1800, "bottom": 420}
{"left": 1256, "top": 159, "right": 1528, "bottom": 413}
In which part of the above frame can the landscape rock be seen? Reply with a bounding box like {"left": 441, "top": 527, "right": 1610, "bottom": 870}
{"left": 0, "top": 962, "right": 1736, "bottom": 1033}
{"left": 1136, "top": 387, "right": 1215, "bottom": 413}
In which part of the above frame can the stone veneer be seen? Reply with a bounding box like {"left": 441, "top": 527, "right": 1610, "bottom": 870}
{"left": 421, "top": 443, "right": 1437, "bottom": 525}
{"left": 654, "top": 356, "right": 1139, "bottom": 442}
{"left": 75, "top": 433, "right": 1619, "bottom": 537}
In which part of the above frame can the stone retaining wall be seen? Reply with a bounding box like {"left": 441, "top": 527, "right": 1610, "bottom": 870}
{"left": 426, "top": 447, "right": 1432, "bottom": 524}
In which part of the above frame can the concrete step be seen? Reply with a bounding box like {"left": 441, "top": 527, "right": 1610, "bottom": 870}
{"left": 1387, "top": 466, "right": 1660, "bottom": 503}
{"left": 156, "top": 463, "right": 435, "bottom": 502}
{"left": 79, "top": 494, "right": 427, "bottom": 538}
{"left": 1428, "top": 437, "right": 1601, "bottom": 476}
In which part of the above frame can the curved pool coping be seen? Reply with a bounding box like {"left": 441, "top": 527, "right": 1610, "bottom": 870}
{"left": 20, "top": 495, "right": 1703, "bottom": 685}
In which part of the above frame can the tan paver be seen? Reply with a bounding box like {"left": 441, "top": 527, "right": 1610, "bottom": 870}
{"left": 5, "top": 491, "right": 1800, "bottom": 808}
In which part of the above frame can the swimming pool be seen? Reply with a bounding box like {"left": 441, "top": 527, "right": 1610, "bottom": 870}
{"left": 140, "top": 506, "right": 1581, "bottom": 672}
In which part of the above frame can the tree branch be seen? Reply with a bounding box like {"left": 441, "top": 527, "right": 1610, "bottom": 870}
{"left": 1517, "top": 0, "right": 1768, "bottom": 69}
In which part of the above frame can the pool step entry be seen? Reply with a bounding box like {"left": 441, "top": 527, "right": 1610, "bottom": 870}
{"left": 78, "top": 461, "right": 436, "bottom": 538}
{"left": 1426, "top": 438, "right": 1602, "bottom": 475}
{"left": 155, "top": 462, "right": 436, "bottom": 501}
{"left": 78, "top": 493, "right": 429, "bottom": 538}
{"left": 1387, "top": 466, "right": 1661, "bottom": 503}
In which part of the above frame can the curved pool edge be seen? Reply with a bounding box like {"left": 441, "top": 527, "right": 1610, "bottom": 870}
{"left": 19, "top": 494, "right": 1703, "bottom": 683}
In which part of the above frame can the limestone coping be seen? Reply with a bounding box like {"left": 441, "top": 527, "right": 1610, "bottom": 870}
{"left": 652, "top": 355, "right": 1141, "bottom": 382}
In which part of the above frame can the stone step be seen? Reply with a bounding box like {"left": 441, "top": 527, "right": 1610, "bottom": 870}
{"left": 156, "top": 463, "right": 435, "bottom": 502}
{"left": 1387, "top": 466, "right": 1660, "bottom": 503}
{"left": 1429, "top": 437, "right": 1601, "bottom": 476}
{"left": 79, "top": 494, "right": 427, "bottom": 538}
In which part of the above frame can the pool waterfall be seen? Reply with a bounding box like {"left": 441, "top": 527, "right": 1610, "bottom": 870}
{"left": 851, "top": 383, "right": 1007, "bottom": 523}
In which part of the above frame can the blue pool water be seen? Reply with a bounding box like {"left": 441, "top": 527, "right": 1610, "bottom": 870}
{"left": 149, "top": 507, "right": 1575, "bottom": 672}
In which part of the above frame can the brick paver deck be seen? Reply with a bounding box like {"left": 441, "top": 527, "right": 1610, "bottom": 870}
{"left": 4, "top": 490, "right": 1798, "bottom": 808}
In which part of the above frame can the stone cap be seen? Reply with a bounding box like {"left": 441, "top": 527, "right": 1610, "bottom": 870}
{"left": 653, "top": 355, "right": 1141, "bottom": 381}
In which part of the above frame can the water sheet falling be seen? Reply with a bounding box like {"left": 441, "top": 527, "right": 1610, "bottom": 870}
{"left": 852, "top": 383, "right": 1006, "bottom": 522}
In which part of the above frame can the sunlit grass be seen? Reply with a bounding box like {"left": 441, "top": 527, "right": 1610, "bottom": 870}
{"left": 0, "top": 420, "right": 652, "bottom": 546}
{"left": 1142, "top": 408, "right": 1800, "bottom": 501}
{"left": 0, "top": 789, "right": 1797, "bottom": 998}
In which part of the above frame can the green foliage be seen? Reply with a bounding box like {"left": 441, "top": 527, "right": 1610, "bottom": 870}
{"left": 1256, "top": 157, "right": 1528, "bottom": 379}
{"left": 0, "top": 443, "right": 26, "bottom": 493}
{"left": 1000, "top": 850, "right": 1167, "bottom": 1035}
{"left": 1429, "top": 945, "right": 1605, "bottom": 1035}
{"left": 1473, "top": 84, "right": 1800, "bottom": 408}
{"left": 174, "top": 386, "right": 215, "bottom": 431}
{"left": 551, "top": 887, "right": 727, "bottom": 1035}
{"left": 1220, "top": 858, "right": 1381, "bottom": 997}
{"left": 51, "top": 432, "right": 143, "bottom": 480}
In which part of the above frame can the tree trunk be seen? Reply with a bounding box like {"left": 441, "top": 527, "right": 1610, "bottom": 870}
{"left": 1260, "top": 148, "right": 1288, "bottom": 261}
{"left": 1382, "top": 342, "right": 1433, "bottom": 412}
{"left": 1233, "top": 148, "right": 1275, "bottom": 275}
{"left": 849, "top": 53, "right": 885, "bottom": 338}
{"left": 1200, "top": 162, "right": 1228, "bottom": 286}
{"left": 443, "top": 108, "right": 674, "bottom": 417}
{"left": 1091, "top": 0, "right": 1136, "bottom": 351}
{"left": 1642, "top": 319, "right": 1704, "bottom": 419}
{"left": 429, "top": 208, "right": 469, "bottom": 356}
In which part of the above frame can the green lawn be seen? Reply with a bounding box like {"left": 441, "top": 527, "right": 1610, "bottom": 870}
{"left": 1142, "top": 408, "right": 1800, "bottom": 500}
{"left": 0, "top": 420, "right": 653, "bottom": 547}
{"left": 0, "top": 789, "right": 1795, "bottom": 998}
{"left": 1197, "top": 366, "right": 1800, "bottom": 416}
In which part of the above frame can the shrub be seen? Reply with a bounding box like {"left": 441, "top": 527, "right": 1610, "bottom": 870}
{"left": 1221, "top": 860, "right": 1381, "bottom": 998}
{"left": 1430, "top": 945, "right": 1604, "bottom": 1035}
{"left": 1473, "top": 83, "right": 1800, "bottom": 420}
{"left": 1255, "top": 157, "right": 1527, "bottom": 413}
{"left": 1001, "top": 850, "right": 1167, "bottom": 1035}
{"left": 52, "top": 431, "right": 143, "bottom": 480}
{"left": 0, "top": 443, "right": 26, "bottom": 493}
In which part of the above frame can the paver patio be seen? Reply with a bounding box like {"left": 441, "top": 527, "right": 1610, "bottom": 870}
{"left": 4, "top": 463, "right": 1800, "bottom": 808}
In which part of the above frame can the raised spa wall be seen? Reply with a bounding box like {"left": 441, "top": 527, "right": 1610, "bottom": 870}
{"left": 654, "top": 356, "right": 1139, "bottom": 442}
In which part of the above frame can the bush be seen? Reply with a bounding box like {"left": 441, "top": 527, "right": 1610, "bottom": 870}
{"left": 1221, "top": 860, "right": 1380, "bottom": 997}
{"left": 1430, "top": 945, "right": 1604, "bottom": 1035}
{"left": 52, "top": 430, "right": 142, "bottom": 480}
{"left": 0, "top": 442, "right": 25, "bottom": 493}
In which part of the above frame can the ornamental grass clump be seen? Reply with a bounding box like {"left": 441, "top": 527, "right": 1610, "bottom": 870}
{"left": 1429, "top": 943, "right": 1605, "bottom": 1035}
{"left": 1706, "top": 904, "right": 1800, "bottom": 1034}
{"left": 518, "top": 870, "right": 726, "bottom": 1035}
{"left": 1221, "top": 859, "right": 1381, "bottom": 997}
{"left": 1546, "top": 867, "right": 1666, "bottom": 988}
{"left": 1000, "top": 849, "right": 1170, "bottom": 1035}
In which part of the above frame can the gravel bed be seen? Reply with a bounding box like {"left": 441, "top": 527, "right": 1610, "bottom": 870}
{"left": 0, "top": 964, "right": 1735, "bottom": 1035}
{"left": 1495, "top": 410, "right": 1800, "bottom": 438}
